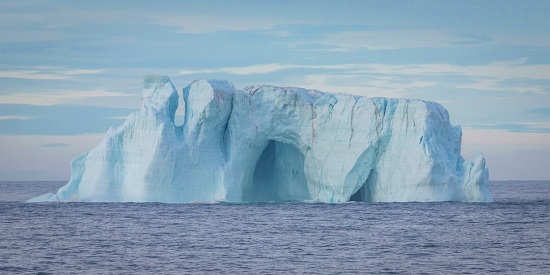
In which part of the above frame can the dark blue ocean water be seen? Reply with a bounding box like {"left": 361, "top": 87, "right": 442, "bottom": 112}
{"left": 0, "top": 181, "right": 548, "bottom": 274}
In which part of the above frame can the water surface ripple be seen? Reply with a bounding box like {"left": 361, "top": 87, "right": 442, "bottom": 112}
{"left": 1, "top": 181, "right": 548, "bottom": 274}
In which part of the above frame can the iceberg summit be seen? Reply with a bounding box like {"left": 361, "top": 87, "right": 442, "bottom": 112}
{"left": 30, "top": 76, "right": 492, "bottom": 203}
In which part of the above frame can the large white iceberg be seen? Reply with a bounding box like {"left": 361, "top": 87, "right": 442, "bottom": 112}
{"left": 30, "top": 76, "right": 492, "bottom": 203}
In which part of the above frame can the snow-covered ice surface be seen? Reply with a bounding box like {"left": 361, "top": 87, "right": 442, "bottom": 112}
{"left": 31, "top": 76, "right": 492, "bottom": 203}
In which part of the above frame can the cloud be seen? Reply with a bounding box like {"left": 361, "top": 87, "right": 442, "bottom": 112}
{"left": 0, "top": 115, "right": 34, "bottom": 120}
{"left": 316, "top": 29, "right": 550, "bottom": 52}
{"left": 181, "top": 59, "right": 550, "bottom": 80}
{"left": 179, "top": 63, "right": 437, "bottom": 97}
{"left": 180, "top": 64, "right": 298, "bottom": 75}
{"left": 347, "top": 59, "right": 550, "bottom": 81}
{"left": 370, "top": 60, "right": 549, "bottom": 95}
{"left": 470, "top": 122, "right": 550, "bottom": 133}
{"left": 0, "top": 67, "right": 103, "bottom": 80}
{"left": 455, "top": 77, "right": 546, "bottom": 94}
{"left": 281, "top": 74, "right": 434, "bottom": 98}
{"left": 318, "top": 30, "right": 492, "bottom": 51}
{"left": 180, "top": 59, "right": 550, "bottom": 95}
{"left": 180, "top": 63, "right": 361, "bottom": 75}
{"left": 150, "top": 14, "right": 293, "bottom": 34}
{"left": 0, "top": 89, "right": 134, "bottom": 106}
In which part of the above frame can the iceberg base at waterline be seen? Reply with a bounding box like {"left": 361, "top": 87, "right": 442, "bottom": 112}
{"left": 30, "top": 75, "right": 492, "bottom": 203}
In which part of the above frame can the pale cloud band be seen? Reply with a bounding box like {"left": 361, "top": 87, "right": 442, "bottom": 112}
{"left": 0, "top": 67, "right": 103, "bottom": 80}
{"left": 0, "top": 115, "right": 34, "bottom": 120}
{"left": 179, "top": 60, "right": 550, "bottom": 96}
{"left": 0, "top": 90, "right": 135, "bottom": 106}
{"left": 180, "top": 59, "right": 550, "bottom": 81}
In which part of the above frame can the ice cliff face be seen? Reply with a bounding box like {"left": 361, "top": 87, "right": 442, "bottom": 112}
{"left": 30, "top": 76, "right": 492, "bottom": 203}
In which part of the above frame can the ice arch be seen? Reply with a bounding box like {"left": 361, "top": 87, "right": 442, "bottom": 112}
{"left": 244, "top": 140, "right": 310, "bottom": 202}
{"left": 29, "top": 77, "right": 493, "bottom": 203}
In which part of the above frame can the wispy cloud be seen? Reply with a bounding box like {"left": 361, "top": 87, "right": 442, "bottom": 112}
{"left": 180, "top": 64, "right": 296, "bottom": 75}
{"left": 180, "top": 59, "right": 550, "bottom": 94}
{"left": 181, "top": 59, "right": 550, "bottom": 79}
{"left": 318, "top": 30, "right": 492, "bottom": 51}
{"left": 0, "top": 115, "right": 34, "bottom": 120}
{"left": 350, "top": 59, "right": 550, "bottom": 94}
{"left": 456, "top": 77, "right": 546, "bottom": 94}
{"left": 282, "top": 74, "right": 435, "bottom": 98}
{"left": 470, "top": 122, "right": 550, "bottom": 133}
{"left": 180, "top": 63, "right": 358, "bottom": 75}
{"left": 0, "top": 67, "right": 103, "bottom": 80}
{"left": 346, "top": 59, "right": 550, "bottom": 81}
{"left": 0, "top": 90, "right": 134, "bottom": 106}
{"left": 149, "top": 13, "right": 306, "bottom": 34}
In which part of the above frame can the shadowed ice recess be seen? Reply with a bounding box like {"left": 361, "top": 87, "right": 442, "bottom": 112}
{"left": 29, "top": 76, "right": 492, "bottom": 203}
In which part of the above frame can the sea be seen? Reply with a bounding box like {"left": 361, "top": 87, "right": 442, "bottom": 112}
{"left": 0, "top": 181, "right": 548, "bottom": 274}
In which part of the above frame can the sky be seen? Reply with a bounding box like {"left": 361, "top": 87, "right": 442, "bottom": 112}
{"left": 0, "top": 0, "right": 549, "bottom": 181}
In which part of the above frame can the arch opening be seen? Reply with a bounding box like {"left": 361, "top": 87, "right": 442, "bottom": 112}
{"left": 243, "top": 140, "right": 310, "bottom": 202}
{"left": 349, "top": 183, "right": 366, "bottom": 202}
{"left": 348, "top": 174, "right": 375, "bottom": 202}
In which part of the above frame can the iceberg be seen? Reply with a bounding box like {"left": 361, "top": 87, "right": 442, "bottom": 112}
{"left": 31, "top": 76, "right": 492, "bottom": 203}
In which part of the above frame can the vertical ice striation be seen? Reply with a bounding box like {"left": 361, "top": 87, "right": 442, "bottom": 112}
{"left": 31, "top": 76, "right": 492, "bottom": 203}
